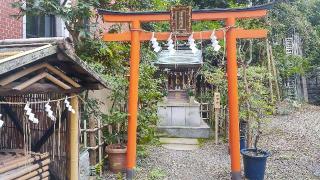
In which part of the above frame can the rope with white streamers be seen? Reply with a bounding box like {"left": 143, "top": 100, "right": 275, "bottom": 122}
{"left": 150, "top": 32, "right": 161, "bottom": 53}
{"left": 64, "top": 96, "right": 75, "bottom": 114}
{"left": 45, "top": 100, "right": 56, "bottom": 121}
{"left": 24, "top": 103, "right": 39, "bottom": 124}
{"left": 0, "top": 114, "right": 3, "bottom": 128}
{"left": 188, "top": 32, "right": 199, "bottom": 54}
{"left": 210, "top": 31, "right": 221, "bottom": 52}
{"left": 167, "top": 33, "right": 176, "bottom": 55}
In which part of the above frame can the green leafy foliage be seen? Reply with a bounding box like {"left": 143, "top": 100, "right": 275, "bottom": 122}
{"left": 12, "top": 0, "right": 107, "bottom": 45}
{"left": 148, "top": 168, "right": 166, "bottom": 180}
{"left": 77, "top": 39, "right": 130, "bottom": 75}
{"left": 269, "top": 1, "right": 320, "bottom": 68}
{"left": 238, "top": 66, "right": 274, "bottom": 122}
{"left": 200, "top": 63, "right": 228, "bottom": 105}
{"left": 137, "top": 47, "right": 165, "bottom": 144}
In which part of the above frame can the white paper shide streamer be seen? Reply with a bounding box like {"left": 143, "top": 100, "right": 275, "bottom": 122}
{"left": 0, "top": 114, "right": 4, "bottom": 128}
{"left": 24, "top": 103, "right": 39, "bottom": 124}
{"left": 188, "top": 33, "right": 199, "bottom": 54}
{"left": 150, "top": 32, "right": 161, "bottom": 52}
{"left": 64, "top": 97, "right": 75, "bottom": 114}
{"left": 45, "top": 100, "right": 56, "bottom": 121}
{"left": 167, "top": 33, "right": 176, "bottom": 55}
{"left": 211, "top": 31, "right": 221, "bottom": 52}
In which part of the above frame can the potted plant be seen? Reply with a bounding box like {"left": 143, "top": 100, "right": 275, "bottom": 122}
{"left": 241, "top": 117, "right": 270, "bottom": 180}
{"left": 238, "top": 66, "right": 274, "bottom": 180}
{"left": 103, "top": 110, "right": 128, "bottom": 174}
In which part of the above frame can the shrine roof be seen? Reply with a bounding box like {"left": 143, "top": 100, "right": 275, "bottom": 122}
{"left": 155, "top": 49, "right": 202, "bottom": 68}
{"left": 0, "top": 38, "right": 107, "bottom": 94}
{"left": 98, "top": 3, "right": 273, "bottom": 15}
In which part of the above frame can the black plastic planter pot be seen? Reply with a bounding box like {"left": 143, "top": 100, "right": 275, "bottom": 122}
{"left": 241, "top": 148, "right": 270, "bottom": 180}
{"left": 240, "top": 136, "right": 246, "bottom": 150}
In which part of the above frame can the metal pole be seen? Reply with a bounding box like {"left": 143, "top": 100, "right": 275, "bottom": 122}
{"left": 126, "top": 20, "right": 141, "bottom": 180}
{"left": 226, "top": 17, "right": 241, "bottom": 180}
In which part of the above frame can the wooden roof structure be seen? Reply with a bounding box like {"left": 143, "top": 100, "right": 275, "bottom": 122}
{"left": 0, "top": 37, "right": 107, "bottom": 95}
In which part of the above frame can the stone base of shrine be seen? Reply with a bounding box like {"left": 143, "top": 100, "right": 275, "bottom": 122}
{"left": 157, "top": 124, "right": 211, "bottom": 138}
{"left": 157, "top": 99, "right": 212, "bottom": 138}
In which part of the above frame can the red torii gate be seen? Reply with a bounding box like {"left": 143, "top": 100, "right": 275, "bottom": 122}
{"left": 98, "top": 4, "right": 271, "bottom": 179}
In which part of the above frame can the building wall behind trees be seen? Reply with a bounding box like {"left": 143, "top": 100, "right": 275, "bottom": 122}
{"left": 0, "top": 0, "right": 23, "bottom": 39}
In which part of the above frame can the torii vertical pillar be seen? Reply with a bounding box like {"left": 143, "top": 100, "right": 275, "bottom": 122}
{"left": 226, "top": 18, "right": 241, "bottom": 180}
{"left": 126, "top": 20, "right": 141, "bottom": 179}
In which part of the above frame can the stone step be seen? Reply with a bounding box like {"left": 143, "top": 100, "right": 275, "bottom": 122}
{"left": 159, "top": 137, "right": 199, "bottom": 145}
{"left": 158, "top": 124, "right": 212, "bottom": 138}
{"left": 162, "top": 143, "right": 199, "bottom": 151}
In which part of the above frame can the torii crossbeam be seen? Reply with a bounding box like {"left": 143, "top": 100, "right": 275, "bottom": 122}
{"left": 99, "top": 3, "right": 272, "bottom": 179}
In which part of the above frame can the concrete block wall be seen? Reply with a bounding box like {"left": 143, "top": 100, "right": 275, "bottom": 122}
{"left": 0, "top": 0, "right": 23, "bottom": 39}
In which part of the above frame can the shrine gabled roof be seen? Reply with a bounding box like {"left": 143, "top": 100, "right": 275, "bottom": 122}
{"left": 155, "top": 49, "right": 203, "bottom": 68}
{"left": 0, "top": 38, "right": 108, "bottom": 94}
{"left": 98, "top": 3, "right": 273, "bottom": 15}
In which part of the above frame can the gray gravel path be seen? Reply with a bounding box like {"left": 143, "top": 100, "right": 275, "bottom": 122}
{"left": 104, "top": 105, "right": 320, "bottom": 180}
{"left": 261, "top": 105, "right": 320, "bottom": 180}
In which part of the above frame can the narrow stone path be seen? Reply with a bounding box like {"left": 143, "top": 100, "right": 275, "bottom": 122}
{"left": 159, "top": 137, "right": 199, "bottom": 151}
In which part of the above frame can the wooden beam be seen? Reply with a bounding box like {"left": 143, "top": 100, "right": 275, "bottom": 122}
{"left": 13, "top": 72, "right": 47, "bottom": 90}
{"left": 45, "top": 73, "right": 72, "bottom": 90}
{"left": 31, "top": 109, "right": 68, "bottom": 152}
{"left": 0, "top": 51, "right": 23, "bottom": 56}
{"left": 103, "top": 29, "right": 267, "bottom": 42}
{"left": 101, "top": 9, "right": 268, "bottom": 22}
{"left": 0, "top": 63, "right": 81, "bottom": 88}
{"left": 0, "top": 45, "right": 57, "bottom": 75}
{"left": 0, "top": 153, "right": 49, "bottom": 174}
{"left": 13, "top": 72, "right": 72, "bottom": 90}
{"left": 0, "top": 84, "right": 85, "bottom": 96}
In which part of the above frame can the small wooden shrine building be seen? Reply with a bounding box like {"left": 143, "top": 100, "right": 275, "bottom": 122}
{"left": 156, "top": 48, "right": 211, "bottom": 138}
{"left": 0, "top": 38, "right": 107, "bottom": 179}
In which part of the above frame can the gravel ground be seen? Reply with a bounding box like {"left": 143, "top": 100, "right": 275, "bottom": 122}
{"left": 104, "top": 105, "right": 320, "bottom": 180}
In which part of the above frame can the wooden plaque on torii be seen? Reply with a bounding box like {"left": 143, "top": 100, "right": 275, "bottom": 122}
{"left": 170, "top": 6, "right": 192, "bottom": 36}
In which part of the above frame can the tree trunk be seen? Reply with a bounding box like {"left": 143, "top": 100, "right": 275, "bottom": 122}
{"left": 266, "top": 40, "right": 274, "bottom": 103}
{"left": 242, "top": 63, "right": 252, "bottom": 148}
{"left": 269, "top": 44, "right": 281, "bottom": 100}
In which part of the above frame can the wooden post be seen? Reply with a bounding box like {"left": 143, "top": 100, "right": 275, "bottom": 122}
{"left": 214, "top": 92, "right": 221, "bottom": 145}
{"left": 69, "top": 95, "right": 79, "bottom": 180}
{"left": 126, "top": 20, "right": 141, "bottom": 180}
{"left": 98, "top": 118, "right": 102, "bottom": 176}
{"left": 89, "top": 116, "right": 97, "bottom": 166}
{"left": 84, "top": 120, "right": 87, "bottom": 148}
{"left": 226, "top": 18, "right": 241, "bottom": 180}
{"left": 301, "top": 76, "right": 309, "bottom": 102}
